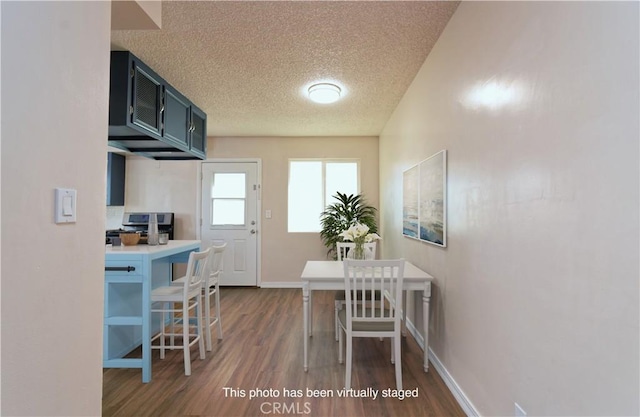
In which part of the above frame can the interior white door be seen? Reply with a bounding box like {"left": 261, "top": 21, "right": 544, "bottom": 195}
{"left": 201, "top": 162, "right": 258, "bottom": 286}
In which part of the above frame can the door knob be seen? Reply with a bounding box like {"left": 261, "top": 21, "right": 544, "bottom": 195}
{"left": 250, "top": 229, "right": 256, "bottom": 234}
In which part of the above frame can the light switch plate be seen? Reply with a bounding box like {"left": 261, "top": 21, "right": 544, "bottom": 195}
{"left": 55, "top": 188, "right": 77, "bottom": 223}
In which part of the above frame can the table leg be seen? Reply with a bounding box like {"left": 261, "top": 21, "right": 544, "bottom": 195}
{"left": 142, "top": 272, "right": 151, "bottom": 383}
{"left": 309, "top": 290, "right": 313, "bottom": 337}
{"left": 402, "top": 290, "right": 408, "bottom": 337}
{"left": 303, "top": 282, "right": 309, "bottom": 372}
{"left": 422, "top": 282, "right": 431, "bottom": 372}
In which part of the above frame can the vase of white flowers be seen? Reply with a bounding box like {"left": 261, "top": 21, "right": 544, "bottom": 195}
{"left": 339, "top": 223, "right": 381, "bottom": 260}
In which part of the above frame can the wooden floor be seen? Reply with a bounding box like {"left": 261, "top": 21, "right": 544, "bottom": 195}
{"left": 103, "top": 288, "right": 465, "bottom": 417}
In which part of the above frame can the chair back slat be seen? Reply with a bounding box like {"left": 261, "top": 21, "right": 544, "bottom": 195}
{"left": 336, "top": 242, "right": 377, "bottom": 261}
{"left": 183, "top": 248, "right": 211, "bottom": 302}
{"left": 343, "top": 259, "right": 405, "bottom": 330}
{"left": 208, "top": 243, "right": 227, "bottom": 282}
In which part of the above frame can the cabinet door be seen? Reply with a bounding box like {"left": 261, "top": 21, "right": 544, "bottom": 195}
{"left": 190, "top": 105, "right": 207, "bottom": 158}
{"left": 163, "top": 86, "right": 190, "bottom": 150}
{"left": 107, "top": 153, "right": 126, "bottom": 206}
{"left": 131, "top": 61, "right": 162, "bottom": 138}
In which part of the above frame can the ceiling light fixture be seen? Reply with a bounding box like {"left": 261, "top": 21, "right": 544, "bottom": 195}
{"left": 308, "top": 83, "right": 342, "bottom": 104}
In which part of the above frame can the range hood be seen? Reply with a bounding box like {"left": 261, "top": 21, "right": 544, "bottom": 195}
{"left": 108, "top": 133, "right": 202, "bottom": 161}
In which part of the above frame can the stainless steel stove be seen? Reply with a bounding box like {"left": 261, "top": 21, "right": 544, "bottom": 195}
{"left": 106, "top": 212, "right": 175, "bottom": 244}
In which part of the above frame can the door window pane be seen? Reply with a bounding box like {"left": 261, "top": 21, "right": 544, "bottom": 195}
{"left": 212, "top": 199, "right": 245, "bottom": 225}
{"left": 211, "top": 173, "right": 245, "bottom": 198}
{"left": 211, "top": 173, "right": 246, "bottom": 226}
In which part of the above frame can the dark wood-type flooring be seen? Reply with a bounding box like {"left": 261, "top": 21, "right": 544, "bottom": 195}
{"left": 103, "top": 288, "right": 465, "bottom": 416}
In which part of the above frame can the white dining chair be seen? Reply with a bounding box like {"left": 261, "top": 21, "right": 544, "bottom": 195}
{"left": 334, "top": 242, "right": 377, "bottom": 341}
{"left": 336, "top": 242, "right": 377, "bottom": 261}
{"left": 150, "top": 247, "right": 210, "bottom": 376}
{"left": 338, "top": 259, "right": 405, "bottom": 390}
{"left": 172, "top": 243, "right": 226, "bottom": 351}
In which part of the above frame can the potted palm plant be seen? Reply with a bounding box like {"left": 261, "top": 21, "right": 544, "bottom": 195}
{"left": 319, "top": 192, "right": 378, "bottom": 259}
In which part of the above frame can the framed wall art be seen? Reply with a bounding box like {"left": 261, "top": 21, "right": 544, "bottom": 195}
{"left": 402, "top": 149, "right": 447, "bottom": 247}
{"left": 402, "top": 164, "right": 419, "bottom": 238}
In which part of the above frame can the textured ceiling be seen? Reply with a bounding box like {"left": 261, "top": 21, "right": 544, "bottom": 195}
{"left": 110, "top": 1, "right": 460, "bottom": 137}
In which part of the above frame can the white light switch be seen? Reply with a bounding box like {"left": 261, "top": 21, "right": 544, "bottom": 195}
{"left": 63, "top": 195, "right": 73, "bottom": 215}
{"left": 265, "top": 209, "right": 272, "bottom": 219}
{"left": 55, "top": 188, "right": 77, "bottom": 223}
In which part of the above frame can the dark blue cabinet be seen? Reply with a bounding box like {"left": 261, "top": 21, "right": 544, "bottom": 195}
{"left": 109, "top": 52, "right": 163, "bottom": 140}
{"left": 108, "top": 51, "right": 207, "bottom": 160}
{"left": 189, "top": 104, "right": 207, "bottom": 159}
{"left": 107, "top": 152, "right": 126, "bottom": 206}
{"left": 162, "top": 82, "right": 208, "bottom": 159}
{"left": 163, "top": 85, "right": 191, "bottom": 151}
{"left": 132, "top": 64, "right": 163, "bottom": 138}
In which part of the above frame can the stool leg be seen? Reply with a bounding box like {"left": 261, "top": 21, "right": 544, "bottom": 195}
{"left": 183, "top": 300, "right": 191, "bottom": 376}
{"left": 215, "top": 286, "right": 223, "bottom": 339}
{"left": 204, "top": 287, "right": 212, "bottom": 351}
{"left": 196, "top": 297, "right": 205, "bottom": 360}
{"left": 334, "top": 300, "right": 341, "bottom": 341}
{"left": 170, "top": 306, "right": 175, "bottom": 347}
{"left": 338, "top": 327, "right": 344, "bottom": 364}
{"left": 160, "top": 305, "right": 166, "bottom": 359}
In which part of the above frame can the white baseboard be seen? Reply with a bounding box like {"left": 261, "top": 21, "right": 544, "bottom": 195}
{"left": 259, "top": 282, "right": 303, "bottom": 289}
{"left": 405, "top": 319, "right": 480, "bottom": 417}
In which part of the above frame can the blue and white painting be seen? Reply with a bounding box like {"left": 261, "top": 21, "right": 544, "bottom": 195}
{"left": 403, "top": 150, "right": 447, "bottom": 247}
{"left": 419, "top": 150, "right": 446, "bottom": 247}
{"left": 402, "top": 165, "right": 419, "bottom": 238}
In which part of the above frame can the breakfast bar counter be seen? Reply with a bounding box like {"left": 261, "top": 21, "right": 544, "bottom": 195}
{"left": 104, "top": 240, "right": 201, "bottom": 382}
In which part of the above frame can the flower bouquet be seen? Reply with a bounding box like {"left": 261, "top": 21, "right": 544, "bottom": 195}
{"left": 339, "top": 223, "right": 381, "bottom": 260}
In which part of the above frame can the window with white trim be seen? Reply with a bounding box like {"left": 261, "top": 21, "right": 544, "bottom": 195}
{"left": 288, "top": 160, "right": 359, "bottom": 233}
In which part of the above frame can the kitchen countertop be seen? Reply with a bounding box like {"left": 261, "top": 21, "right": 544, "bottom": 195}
{"left": 106, "top": 240, "right": 201, "bottom": 259}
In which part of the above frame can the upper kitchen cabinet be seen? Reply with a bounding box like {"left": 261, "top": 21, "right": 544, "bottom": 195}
{"left": 163, "top": 84, "right": 191, "bottom": 151}
{"left": 107, "top": 152, "right": 126, "bottom": 206}
{"left": 189, "top": 104, "right": 207, "bottom": 159}
{"left": 132, "top": 62, "right": 163, "bottom": 138}
{"left": 163, "top": 83, "right": 208, "bottom": 158}
{"left": 108, "top": 51, "right": 207, "bottom": 160}
{"left": 109, "top": 52, "right": 163, "bottom": 139}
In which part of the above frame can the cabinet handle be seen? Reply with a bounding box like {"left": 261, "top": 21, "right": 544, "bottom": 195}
{"left": 105, "top": 266, "right": 136, "bottom": 272}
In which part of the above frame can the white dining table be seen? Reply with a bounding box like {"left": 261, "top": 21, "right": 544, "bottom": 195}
{"left": 300, "top": 260, "right": 434, "bottom": 372}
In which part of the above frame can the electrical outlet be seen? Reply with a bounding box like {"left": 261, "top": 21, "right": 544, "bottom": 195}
{"left": 515, "top": 403, "right": 526, "bottom": 417}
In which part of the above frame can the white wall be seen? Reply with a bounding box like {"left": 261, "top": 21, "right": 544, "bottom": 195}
{"left": 379, "top": 2, "right": 639, "bottom": 416}
{"left": 1, "top": 2, "right": 111, "bottom": 415}
{"left": 124, "top": 156, "right": 199, "bottom": 239}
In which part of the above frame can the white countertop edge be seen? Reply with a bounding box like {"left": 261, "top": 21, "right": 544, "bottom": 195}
{"left": 106, "top": 240, "right": 201, "bottom": 259}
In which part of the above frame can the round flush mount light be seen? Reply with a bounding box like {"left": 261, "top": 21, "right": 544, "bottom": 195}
{"left": 308, "top": 83, "right": 342, "bottom": 104}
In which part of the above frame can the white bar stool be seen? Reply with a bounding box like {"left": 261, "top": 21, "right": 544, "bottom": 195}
{"left": 150, "top": 248, "right": 210, "bottom": 375}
